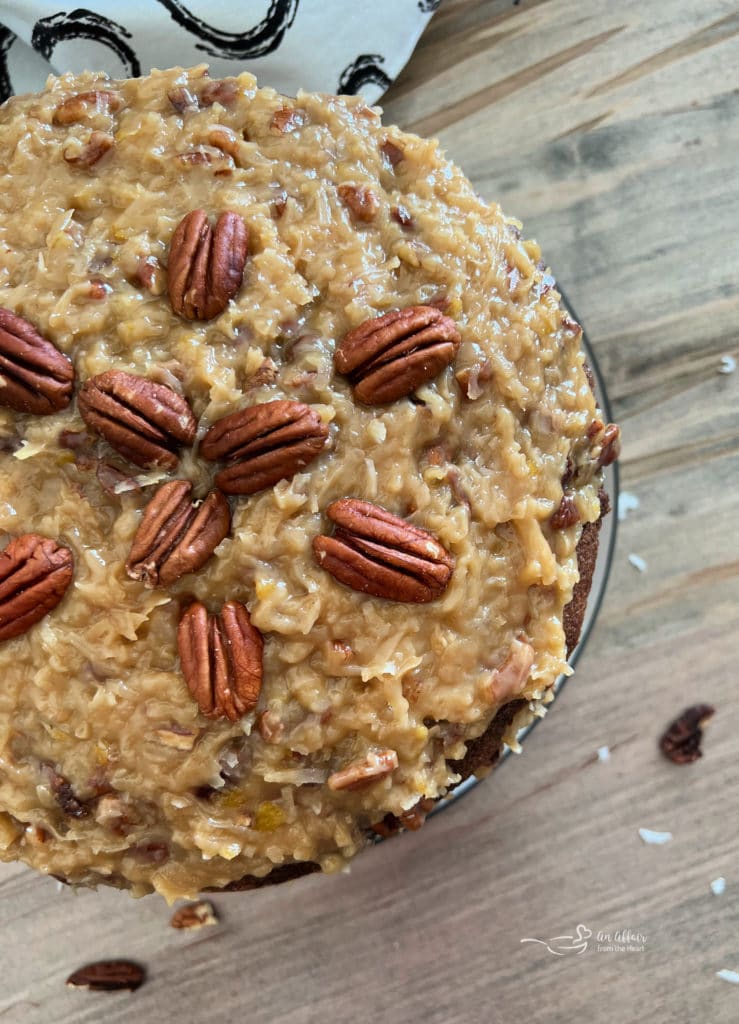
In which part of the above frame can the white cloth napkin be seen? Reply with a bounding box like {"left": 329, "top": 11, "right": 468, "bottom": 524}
{"left": 0, "top": 1, "right": 439, "bottom": 105}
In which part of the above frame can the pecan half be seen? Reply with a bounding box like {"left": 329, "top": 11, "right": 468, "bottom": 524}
{"left": 338, "top": 184, "right": 379, "bottom": 223}
{"left": 0, "top": 308, "right": 74, "bottom": 414}
{"left": 334, "top": 305, "right": 462, "bottom": 404}
{"left": 200, "top": 400, "right": 329, "bottom": 495}
{"left": 0, "top": 535, "right": 74, "bottom": 642}
{"left": 66, "top": 960, "right": 145, "bottom": 992}
{"left": 168, "top": 209, "right": 248, "bottom": 320}
{"left": 126, "top": 481, "right": 230, "bottom": 589}
{"left": 328, "top": 749, "right": 398, "bottom": 791}
{"left": 53, "top": 90, "right": 124, "bottom": 125}
{"left": 78, "top": 370, "right": 197, "bottom": 470}
{"left": 178, "top": 600, "right": 263, "bottom": 721}
{"left": 63, "top": 130, "right": 114, "bottom": 168}
{"left": 659, "top": 704, "right": 715, "bottom": 764}
{"left": 313, "top": 498, "right": 454, "bottom": 603}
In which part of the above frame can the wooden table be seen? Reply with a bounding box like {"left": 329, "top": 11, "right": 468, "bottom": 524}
{"left": 1, "top": 2, "right": 737, "bottom": 1021}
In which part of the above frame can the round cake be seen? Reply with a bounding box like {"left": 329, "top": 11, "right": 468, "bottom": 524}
{"left": 0, "top": 66, "right": 618, "bottom": 899}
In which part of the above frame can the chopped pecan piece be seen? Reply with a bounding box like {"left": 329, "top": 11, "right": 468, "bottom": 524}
{"left": 486, "top": 639, "right": 535, "bottom": 703}
{"left": 167, "top": 209, "right": 248, "bottom": 321}
{"left": 597, "top": 422, "right": 621, "bottom": 468}
{"left": 0, "top": 535, "right": 74, "bottom": 642}
{"left": 550, "top": 493, "right": 580, "bottom": 530}
{"left": 133, "top": 255, "right": 164, "bottom": 294}
{"left": 659, "top": 704, "right": 715, "bottom": 764}
{"left": 178, "top": 600, "right": 263, "bottom": 721}
{"left": 66, "top": 961, "right": 145, "bottom": 992}
{"left": 257, "top": 709, "right": 284, "bottom": 743}
{"left": 78, "top": 369, "right": 197, "bottom": 470}
{"left": 53, "top": 90, "right": 124, "bottom": 125}
{"left": 391, "top": 204, "right": 413, "bottom": 228}
{"left": 200, "top": 399, "right": 329, "bottom": 495}
{"left": 334, "top": 305, "right": 461, "bottom": 405}
{"left": 328, "top": 749, "right": 398, "bottom": 791}
{"left": 313, "top": 498, "right": 454, "bottom": 603}
{"left": 63, "top": 131, "right": 114, "bottom": 168}
{"left": 270, "top": 107, "right": 306, "bottom": 133}
{"left": 199, "top": 78, "right": 239, "bottom": 107}
{"left": 170, "top": 900, "right": 218, "bottom": 930}
{"left": 0, "top": 307, "right": 74, "bottom": 414}
{"left": 126, "top": 481, "right": 230, "bottom": 589}
{"left": 43, "top": 765, "right": 89, "bottom": 819}
{"left": 456, "top": 360, "right": 493, "bottom": 400}
{"left": 338, "top": 184, "right": 380, "bottom": 223}
{"left": 168, "top": 86, "right": 199, "bottom": 113}
{"left": 380, "top": 139, "right": 404, "bottom": 168}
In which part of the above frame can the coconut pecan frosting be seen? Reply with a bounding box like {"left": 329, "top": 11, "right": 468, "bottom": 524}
{"left": 0, "top": 66, "right": 617, "bottom": 899}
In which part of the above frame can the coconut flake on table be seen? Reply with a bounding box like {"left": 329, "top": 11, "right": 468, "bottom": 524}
{"left": 628, "top": 553, "right": 648, "bottom": 573}
{"left": 618, "top": 491, "right": 640, "bottom": 521}
{"left": 718, "top": 355, "right": 736, "bottom": 374}
{"left": 710, "top": 877, "right": 726, "bottom": 896}
{"left": 716, "top": 969, "right": 739, "bottom": 984}
{"left": 638, "top": 827, "right": 673, "bottom": 845}
{"left": 596, "top": 745, "right": 611, "bottom": 762}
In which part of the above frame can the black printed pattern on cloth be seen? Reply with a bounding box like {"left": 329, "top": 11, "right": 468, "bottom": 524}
{"left": 0, "top": 2, "right": 437, "bottom": 107}
{"left": 32, "top": 10, "right": 141, "bottom": 75}
{"left": 0, "top": 24, "right": 14, "bottom": 103}
{"left": 338, "top": 54, "right": 391, "bottom": 96}
{"left": 154, "top": 0, "right": 300, "bottom": 60}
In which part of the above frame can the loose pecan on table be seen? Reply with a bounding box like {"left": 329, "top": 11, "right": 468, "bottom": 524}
{"left": 0, "top": 308, "right": 74, "bottom": 414}
{"left": 178, "top": 600, "right": 263, "bottom": 721}
{"left": 200, "top": 399, "right": 329, "bottom": 495}
{"left": 313, "top": 498, "right": 454, "bottom": 603}
{"left": 126, "top": 480, "right": 230, "bottom": 589}
{"left": 170, "top": 900, "right": 218, "bottom": 930}
{"left": 659, "top": 704, "right": 715, "bottom": 764}
{"left": 167, "top": 209, "right": 248, "bottom": 320}
{"left": 0, "top": 534, "right": 74, "bottom": 642}
{"left": 66, "top": 960, "right": 145, "bottom": 992}
{"left": 334, "top": 305, "right": 461, "bottom": 404}
{"left": 78, "top": 369, "right": 197, "bottom": 470}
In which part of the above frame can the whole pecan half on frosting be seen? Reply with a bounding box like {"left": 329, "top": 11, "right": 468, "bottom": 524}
{"left": 200, "top": 399, "right": 329, "bottom": 495}
{"left": 334, "top": 305, "right": 461, "bottom": 404}
{"left": 0, "top": 308, "right": 75, "bottom": 414}
{"left": 313, "top": 498, "right": 454, "bottom": 603}
{"left": 0, "top": 534, "right": 74, "bottom": 642}
{"left": 178, "top": 600, "right": 263, "bottom": 721}
{"left": 78, "top": 370, "right": 197, "bottom": 470}
{"left": 126, "top": 481, "right": 230, "bottom": 589}
{"left": 167, "top": 209, "right": 248, "bottom": 320}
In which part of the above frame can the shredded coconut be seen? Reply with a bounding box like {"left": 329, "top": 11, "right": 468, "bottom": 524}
{"left": 638, "top": 828, "right": 672, "bottom": 845}
{"left": 718, "top": 355, "right": 736, "bottom": 375}
{"left": 628, "top": 553, "right": 647, "bottom": 573}
{"left": 710, "top": 877, "right": 726, "bottom": 896}
{"left": 618, "top": 491, "right": 640, "bottom": 521}
{"left": 716, "top": 969, "right": 739, "bottom": 984}
{"left": 596, "top": 745, "right": 610, "bottom": 762}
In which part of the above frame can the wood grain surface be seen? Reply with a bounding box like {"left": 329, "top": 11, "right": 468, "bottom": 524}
{"left": 1, "top": 2, "right": 738, "bottom": 1022}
